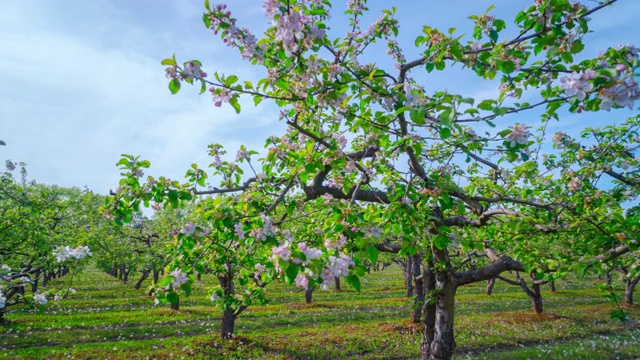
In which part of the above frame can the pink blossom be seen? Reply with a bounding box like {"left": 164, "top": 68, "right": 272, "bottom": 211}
{"left": 183, "top": 61, "right": 206, "bottom": 80}
{"left": 295, "top": 273, "right": 309, "bottom": 289}
{"left": 505, "top": 123, "right": 531, "bottom": 147}
{"left": 598, "top": 83, "right": 633, "bottom": 110}
{"left": 559, "top": 72, "right": 593, "bottom": 100}
{"left": 272, "top": 243, "right": 291, "bottom": 261}
{"left": 170, "top": 269, "right": 189, "bottom": 289}
{"left": 234, "top": 222, "right": 246, "bottom": 239}
{"left": 180, "top": 222, "right": 196, "bottom": 236}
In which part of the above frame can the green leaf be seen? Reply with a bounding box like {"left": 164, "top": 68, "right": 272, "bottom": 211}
{"left": 226, "top": 75, "right": 238, "bottom": 85}
{"left": 409, "top": 107, "right": 426, "bottom": 125}
{"left": 366, "top": 245, "right": 379, "bottom": 264}
{"left": 439, "top": 127, "right": 452, "bottom": 139}
{"left": 166, "top": 291, "right": 179, "bottom": 305}
{"left": 161, "top": 58, "right": 176, "bottom": 66}
{"left": 284, "top": 264, "right": 299, "bottom": 285}
{"left": 169, "top": 78, "right": 181, "bottom": 94}
{"left": 433, "top": 234, "right": 450, "bottom": 250}
{"left": 168, "top": 190, "right": 179, "bottom": 208}
{"left": 229, "top": 97, "right": 241, "bottom": 114}
{"left": 345, "top": 274, "right": 361, "bottom": 291}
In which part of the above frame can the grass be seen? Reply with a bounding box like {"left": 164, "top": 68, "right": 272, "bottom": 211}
{"left": 1, "top": 265, "right": 639, "bottom": 359}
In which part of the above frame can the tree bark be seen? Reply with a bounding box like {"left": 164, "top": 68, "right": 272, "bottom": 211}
{"left": 221, "top": 307, "right": 236, "bottom": 339}
{"left": 305, "top": 288, "right": 313, "bottom": 304}
{"left": 122, "top": 267, "right": 130, "bottom": 283}
{"left": 405, "top": 256, "right": 414, "bottom": 297}
{"left": 153, "top": 269, "right": 160, "bottom": 284}
{"left": 334, "top": 276, "right": 341, "bottom": 290}
{"left": 625, "top": 277, "right": 639, "bottom": 305}
{"left": 135, "top": 269, "right": 151, "bottom": 290}
{"left": 421, "top": 249, "right": 457, "bottom": 360}
{"left": 549, "top": 280, "right": 556, "bottom": 293}
{"left": 486, "top": 277, "right": 496, "bottom": 295}
{"left": 219, "top": 271, "right": 238, "bottom": 339}
{"left": 411, "top": 255, "right": 424, "bottom": 323}
{"left": 421, "top": 261, "right": 436, "bottom": 358}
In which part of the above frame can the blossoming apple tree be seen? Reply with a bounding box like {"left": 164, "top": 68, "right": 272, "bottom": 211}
{"left": 0, "top": 162, "right": 95, "bottom": 322}
{"left": 106, "top": 0, "right": 639, "bottom": 359}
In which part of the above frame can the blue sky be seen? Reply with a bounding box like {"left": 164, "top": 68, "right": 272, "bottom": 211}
{"left": 1, "top": 1, "right": 638, "bottom": 195}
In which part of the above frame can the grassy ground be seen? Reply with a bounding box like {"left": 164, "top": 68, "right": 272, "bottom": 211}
{"left": 1, "top": 265, "right": 639, "bottom": 359}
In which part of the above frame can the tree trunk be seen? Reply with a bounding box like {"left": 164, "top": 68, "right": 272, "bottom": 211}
{"left": 197, "top": 272, "right": 202, "bottom": 282}
{"left": 411, "top": 255, "right": 424, "bottom": 323}
{"left": 153, "top": 270, "right": 160, "bottom": 284}
{"left": 549, "top": 280, "right": 556, "bottom": 293}
{"left": 31, "top": 269, "right": 41, "bottom": 293}
{"left": 405, "top": 256, "right": 414, "bottom": 297}
{"left": 305, "top": 288, "right": 313, "bottom": 304}
{"left": 486, "top": 277, "right": 496, "bottom": 295}
{"left": 605, "top": 271, "right": 612, "bottom": 286}
{"left": 421, "top": 250, "right": 457, "bottom": 360}
{"left": 516, "top": 275, "right": 544, "bottom": 314}
{"left": 625, "top": 277, "right": 639, "bottom": 305}
{"left": 122, "top": 268, "right": 130, "bottom": 283}
{"left": 531, "top": 283, "right": 543, "bottom": 314}
{"left": 135, "top": 269, "right": 151, "bottom": 290}
{"left": 219, "top": 271, "right": 237, "bottom": 339}
{"left": 42, "top": 272, "right": 49, "bottom": 287}
{"left": 421, "top": 262, "right": 436, "bottom": 358}
{"left": 334, "top": 276, "right": 341, "bottom": 290}
{"left": 221, "top": 307, "right": 236, "bottom": 339}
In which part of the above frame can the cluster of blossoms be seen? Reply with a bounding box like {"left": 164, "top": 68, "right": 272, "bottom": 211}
{"left": 169, "top": 269, "right": 189, "bottom": 290}
{"left": 180, "top": 222, "right": 210, "bottom": 237}
{"left": 33, "top": 293, "right": 47, "bottom": 306}
{"left": 249, "top": 215, "right": 277, "bottom": 241}
{"left": 319, "top": 254, "right": 355, "bottom": 289}
{"left": 505, "top": 123, "right": 531, "bottom": 147}
{"left": 209, "top": 86, "right": 232, "bottom": 107}
{"left": 263, "top": 1, "right": 326, "bottom": 57}
{"left": 208, "top": 4, "right": 266, "bottom": 62}
{"left": 272, "top": 242, "right": 292, "bottom": 262}
{"left": 560, "top": 44, "right": 640, "bottom": 110}
{"left": 52, "top": 246, "right": 92, "bottom": 263}
{"left": 560, "top": 70, "right": 594, "bottom": 100}
{"left": 297, "top": 243, "right": 323, "bottom": 265}
{"left": 324, "top": 234, "right": 347, "bottom": 250}
{"left": 183, "top": 61, "right": 207, "bottom": 80}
